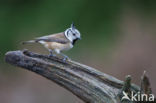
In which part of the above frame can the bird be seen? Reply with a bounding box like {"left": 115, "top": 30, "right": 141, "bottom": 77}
{"left": 22, "top": 22, "right": 81, "bottom": 61}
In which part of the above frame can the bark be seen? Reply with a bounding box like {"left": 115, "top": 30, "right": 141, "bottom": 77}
{"left": 5, "top": 50, "right": 154, "bottom": 103}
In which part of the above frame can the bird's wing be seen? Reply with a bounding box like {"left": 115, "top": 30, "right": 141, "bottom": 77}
{"left": 35, "top": 32, "right": 69, "bottom": 44}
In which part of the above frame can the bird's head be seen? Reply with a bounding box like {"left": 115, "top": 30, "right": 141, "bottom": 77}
{"left": 65, "top": 22, "right": 81, "bottom": 44}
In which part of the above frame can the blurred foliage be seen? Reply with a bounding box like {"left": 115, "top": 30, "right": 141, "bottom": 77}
{"left": 0, "top": 0, "right": 156, "bottom": 59}
{"left": 0, "top": 0, "right": 121, "bottom": 57}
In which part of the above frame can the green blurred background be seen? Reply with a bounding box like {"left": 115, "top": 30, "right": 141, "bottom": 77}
{"left": 0, "top": 0, "right": 156, "bottom": 103}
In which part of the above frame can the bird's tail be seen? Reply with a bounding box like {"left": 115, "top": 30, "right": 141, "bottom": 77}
{"left": 22, "top": 40, "right": 37, "bottom": 45}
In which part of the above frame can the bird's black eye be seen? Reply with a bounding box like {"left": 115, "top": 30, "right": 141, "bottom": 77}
{"left": 73, "top": 33, "right": 76, "bottom": 36}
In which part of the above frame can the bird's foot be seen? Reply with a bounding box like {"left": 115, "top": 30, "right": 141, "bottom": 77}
{"left": 62, "top": 55, "right": 71, "bottom": 62}
{"left": 48, "top": 50, "right": 56, "bottom": 57}
{"left": 48, "top": 49, "right": 56, "bottom": 58}
{"left": 48, "top": 53, "right": 56, "bottom": 58}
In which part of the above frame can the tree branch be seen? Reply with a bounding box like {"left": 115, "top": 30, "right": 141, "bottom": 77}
{"left": 5, "top": 50, "right": 140, "bottom": 103}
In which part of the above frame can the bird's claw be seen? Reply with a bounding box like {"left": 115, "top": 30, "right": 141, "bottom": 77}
{"left": 48, "top": 54, "right": 56, "bottom": 58}
{"left": 62, "top": 56, "right": 70, "bottom": 62}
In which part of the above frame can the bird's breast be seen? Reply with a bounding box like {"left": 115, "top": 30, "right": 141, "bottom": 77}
{"left": 44, "top": 42, "right": 73, "bottom": 51}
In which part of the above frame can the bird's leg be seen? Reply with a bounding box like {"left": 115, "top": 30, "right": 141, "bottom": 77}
{"left": 48, "top": 49, "right": 56, "bottom": 57}
{"left": 60, "top": 53, "right": 70, "bottom": 61}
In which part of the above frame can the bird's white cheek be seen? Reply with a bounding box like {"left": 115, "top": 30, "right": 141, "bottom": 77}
{"left": 67, "top": 36, "right": 73, "bottom": 42}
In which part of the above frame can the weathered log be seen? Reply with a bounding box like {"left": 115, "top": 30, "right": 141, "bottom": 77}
{"left": 5, "top": 50, "right": 153, "bottom": 103}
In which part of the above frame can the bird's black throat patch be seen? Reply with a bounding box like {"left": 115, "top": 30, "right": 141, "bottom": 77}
{"left": 72, "top": 38, "right": 78, "bottom": 45}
